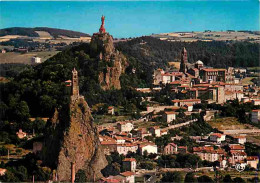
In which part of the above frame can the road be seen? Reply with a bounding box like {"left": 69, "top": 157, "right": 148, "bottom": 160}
{"left": 162, "top": 119, "right": 198, "bottom": 131}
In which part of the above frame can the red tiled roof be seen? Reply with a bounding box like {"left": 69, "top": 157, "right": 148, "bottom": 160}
{"left": 120, "top": 171, "right": 135, "bottom": 177}
{"left": 229, "top": 144, "right": 245, "bottom": 150}
{"left": 210, "top": 133, "right": 224, "bottom": 138}
{"left": 172, "top": 99, "right": 201, "bottom": 102}
{"left": 123, "top": 158, "right": 136, "bottom": 162}
{"left": 247, "top": 156, "right": 259, "bottom": 161}
{"left": 164, "top": 111, "right": 177, "bottom": 115}
{"left": 202, "top": 68, "right": 226, "bottom": 72}
{"left": 230, "top": 150, "right": 247, "bottom": 156}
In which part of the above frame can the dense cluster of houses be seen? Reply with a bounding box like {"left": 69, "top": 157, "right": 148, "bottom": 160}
{"left": 137, "top": 48, "right": 260, "bottom": 124}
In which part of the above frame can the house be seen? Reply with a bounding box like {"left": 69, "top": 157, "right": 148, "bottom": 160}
{"left": 163, "top": 111, "right": 176, "bottom": 123}
{"left": 139, "top": 143, "right": 158, "bottom": 155}
{"left": 136, "top": 128, "right": 152, "bottom": 140}
{"left": 251, "top": 110, "right": 260, "bottom": 123}
{"left": 120, "top": 171, "right": 135, "bottom": 183}
{"left": 177, "top": 146, "right": 187, "bottom": 154}
{"left": 114, "top": 136, "right": 126, "bottom": 144}
{"left": 122, "top": 158, "right": 137, "bottom": 172}
{"left": 209, "top": 133, "right": 226, "bottom": 143}
{"left": 149, "top": 126, "right": 161, "bottom": 137}
{"left": 160, "top": 129, "right": 168, "bottom": 136}
{"left": 172, "top": 99, "right": 201, "bottom": 107}
{"left": 164, "top": 143, "right": 178, "bottom": 155}
{"left": 16, "top": 129, "right": 27, "bottom": 139}
{"left": 31, "top": 56, "right": 42, "bottom": 64}
{"left": 229, "top": 144, "right": 245, "bottom": 152}
{"left": 117, "top": 122, "right": 134, "bottom": 132}
{"left": 0, "top": 168, "right": 7, "bottom": 176}
{"left": 252, "top": 99, "right": 260, "bottom": 106}
{"left": 193, "top": 146, "right": 225, "bottom": 162}
{"left": 108, "top": 106, "right": 115, "bottom": 115}
{"left": 233, "top": 136, "right": 246, "bottom": 145}
{"left": 117, "top": 143, "right": 138, "bottom": 155}
{"left": 229, "top": 150, "right": 247, "bottom": 165}
{"left": 246, "top": 156, "right": 259, "bottom": 169}
{"left": 101, "top": 140, "right": 117, "bottom": 155}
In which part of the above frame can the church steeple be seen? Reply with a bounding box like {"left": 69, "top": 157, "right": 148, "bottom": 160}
{"left": 180, "top": 47, "right": 188, "bottom": 73}
{"left": 99, "top": 15, "right": 106, "bottom": 34}
{"left": 71, "top": 68, "right": 79, "bottom": 96}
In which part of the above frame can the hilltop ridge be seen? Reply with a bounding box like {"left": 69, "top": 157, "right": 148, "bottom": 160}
{"left": 0, "top": 27, "right": 90, "bottom": 38}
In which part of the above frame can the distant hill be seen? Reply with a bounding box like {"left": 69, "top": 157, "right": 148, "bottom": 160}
{"left": 0, "top": 27, "right": 90, "bottom": 38}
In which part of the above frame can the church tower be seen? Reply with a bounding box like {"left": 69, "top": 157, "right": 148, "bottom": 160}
{"left": 180, "top": 47, "right": 188, "bottom": 73}
{"left": 71, "top": 68, "right": 79, "bottom": 96}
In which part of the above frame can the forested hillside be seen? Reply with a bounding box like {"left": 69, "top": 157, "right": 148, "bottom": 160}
{"left": 116, "top": 36, "right": 259, "bottom": 68}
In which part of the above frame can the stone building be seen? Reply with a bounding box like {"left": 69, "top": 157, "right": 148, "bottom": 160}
{"left": 200, "top": 68, "right": 226, "bottom": 82}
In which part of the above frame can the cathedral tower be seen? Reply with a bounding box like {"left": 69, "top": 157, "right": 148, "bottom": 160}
{"left": 71, "top": 68, "right": 79, "bottom": 96}
{"left": 180, "top": 47, "right": 188, "bottom": 73}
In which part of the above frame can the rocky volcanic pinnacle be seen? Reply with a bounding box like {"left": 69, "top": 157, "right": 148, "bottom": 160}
{"left": 90, "top": 32, "right": 128, "bottom": 90}
{"left": 43, "top": 96, "right": 107, "bottom": 181}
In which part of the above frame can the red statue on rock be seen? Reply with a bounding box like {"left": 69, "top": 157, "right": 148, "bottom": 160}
{"left": 99, "top": 15, "right": 106, "bottom": 34}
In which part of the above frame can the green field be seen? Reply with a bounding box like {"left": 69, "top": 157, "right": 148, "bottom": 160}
{"left": 0, "top": 51, "right": 59, "bottom": 64}
{"left": 207, "top": 117, "right": 249, "bottom": 130}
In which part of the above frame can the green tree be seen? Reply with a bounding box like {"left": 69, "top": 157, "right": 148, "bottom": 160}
{"left": 197, "top": 175, "right": 214, "bottom": 183}
{"left": 161, "top": 172, "right": 182, "bottom": 183}
{"left": 233, "top": 177, "right": 246, "bottom": 183}
{"left": 185, "top": 172, "right": 197, "bottom": 183}
{"left": 75, "top": 169, "right": 86, "bottom": 182}
{"left": 223, "top": 174, "right": 232, "bottom": 183}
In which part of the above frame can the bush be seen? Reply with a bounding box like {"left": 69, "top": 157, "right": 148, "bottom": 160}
{"left": 0, "top": 147, "right": 8, "bottom": 156}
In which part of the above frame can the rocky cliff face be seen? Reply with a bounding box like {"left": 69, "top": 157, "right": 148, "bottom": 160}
{"left": 43, "top": 96, "right": 107, "bottom": 181}
{"left": 90, "top": 32, "right": 127, "bottom": 90}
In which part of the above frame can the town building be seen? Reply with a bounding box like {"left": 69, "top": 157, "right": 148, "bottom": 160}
{"left": 229, "top": 144, "right": 245, "bottom": 152}
{"left": 139, "top": 143, "right": 158, "bottom": 155}
{"left": 117, "top": 122, "right": 134, "bottom": 132}
{"left": 120, "top": 171, "right": 135, "bottom": 183}
{"left": 163, "top": 111, "right": 176, "bottom": 123}
{"left": 122, "top": 158, "right": 137, "bottom": 172}
{"left": 149, "top": 126, "right": 161, "bottom": 137}
{"left": 200, "top": 68, "right": 226, "bottom": 82}
{"left": 16, "top": 129, "right": 27, "bottom": 139}
{"left": 246, "top": 156, "right": 259, "bottom": 169}
{"left": 229, "top": 151, "right": 247, "bottom": 165}
{"left": 233, "top": 136, "right": 246, "bottom": 145}
{"left": 193, "top": 146, "right": 225, "bottom": 162}
{"left": 108, "top": 106, "right": 115, "bottom": 115}
{"left": 209, "top": 133, "right": 226, "bottom": 143}
{"left": 164, "top": 143, "right": 178, "bottom": 154}
{"left": 117, "top": 143, "right": 138, "bottom": 155}
{"left": 172, "top": 99, "right": 201, "bottom": 107}
{"left": 31, "top": 56, "right": 42, "bottom": 64}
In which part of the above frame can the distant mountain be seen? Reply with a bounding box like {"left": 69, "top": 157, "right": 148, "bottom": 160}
{"left": 0, "top": 27, "right": 90, "bottom": 38}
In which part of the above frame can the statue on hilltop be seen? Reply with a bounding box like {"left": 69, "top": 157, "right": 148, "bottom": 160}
{"left": 99, "top": 15, "right": 106, "bottom": 34}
